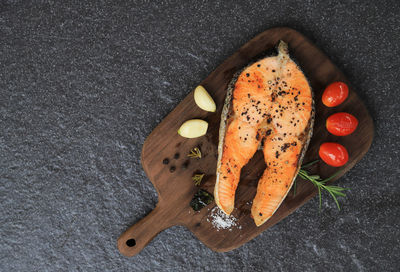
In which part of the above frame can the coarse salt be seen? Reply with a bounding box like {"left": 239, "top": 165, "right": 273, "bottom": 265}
{"left": 209, "top": 206, "right": 239, "bottom": 230}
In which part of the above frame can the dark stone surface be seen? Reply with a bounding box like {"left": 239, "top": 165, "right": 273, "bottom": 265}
{"left": 1, "top": 1, "right": 399, "bottom": 271}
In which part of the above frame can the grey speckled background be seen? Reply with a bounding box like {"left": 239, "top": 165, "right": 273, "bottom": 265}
{"left": 1, "top": 0, "right": 399, "bottom": 271}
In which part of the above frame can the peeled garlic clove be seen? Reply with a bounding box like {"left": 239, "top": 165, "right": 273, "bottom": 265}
{"left": 194, "top": 85, "right": 216, "bottom": 112}
{"left": 178, "top": 119, "right": 208, "bottom": 138}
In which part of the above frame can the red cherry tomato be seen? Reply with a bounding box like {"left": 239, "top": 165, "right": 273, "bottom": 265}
{"left": 326, "top": 112, "right": 358, "bottom": 136}
{"left": 322, "top": 82, "right": 349, "bottom": 107}
{"left": 319, "top": 142, "right": 349, "bottom": 167}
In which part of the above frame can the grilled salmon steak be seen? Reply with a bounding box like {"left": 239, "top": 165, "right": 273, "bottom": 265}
{"left": 215, "top": 41, "right": 314, "bottom": 226}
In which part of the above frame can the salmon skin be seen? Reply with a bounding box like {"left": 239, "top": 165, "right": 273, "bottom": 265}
{"left": 215, "top": 41, "right": 314, "bottom": 226}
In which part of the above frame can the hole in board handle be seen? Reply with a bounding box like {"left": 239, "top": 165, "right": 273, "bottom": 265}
{"left": 126, "top": 239, "right": 136, "bottom": 247}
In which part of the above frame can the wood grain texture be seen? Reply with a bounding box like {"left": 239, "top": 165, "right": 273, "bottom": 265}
{"left": 117, "top": 27, "right": 374, "bottom": 257}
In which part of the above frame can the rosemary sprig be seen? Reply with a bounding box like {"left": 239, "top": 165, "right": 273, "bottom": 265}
{"left": 296, "top": 160, "right": 349, "bottom": 210}
{"left": 292, "top": 159, "right": 319, "bottom": 195}
{"left": 188, "top": 147, "right": 202, "bottom": 159}
{"left": 192, "top": 174, "right": 205, "bottom": 186}
{"left": 301, "top": 159, "right": 320, "bottom": 169}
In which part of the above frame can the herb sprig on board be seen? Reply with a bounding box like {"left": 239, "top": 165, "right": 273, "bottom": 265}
{"left": 190, "top": 189, "right": 213, "bottom": 211}
{"left": 192, "top": 174, "right": 205, "bottom": 186}
{"left": 188, "top": 147, "right": 202, "bottom": 159}
{"left": 296, "top": 160, "right": 349, "bottom": 210}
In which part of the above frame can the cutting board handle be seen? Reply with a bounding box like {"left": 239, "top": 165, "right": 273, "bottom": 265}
{"left": 117, "top": 204, "right": 176, "bottom": 257}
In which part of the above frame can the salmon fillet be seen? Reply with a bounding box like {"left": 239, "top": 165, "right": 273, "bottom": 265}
{"left": 215, "top": 41, "right": 314, "bottom": 226}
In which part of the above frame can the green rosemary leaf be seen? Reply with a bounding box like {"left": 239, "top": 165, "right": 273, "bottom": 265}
{"left": 321, "top": 170, "right": 341, "bottom": 183}
{"left": 326, "top": 189, "right": 341, "bottom": 210}
{"left": 301, "top": 160, "right": 320, "bottom": 169}
{"left": 318, "top": 186, "right": 322, "bottom": 210}
{"left": 309, "top": 175, "right": 321, "bottom": 180}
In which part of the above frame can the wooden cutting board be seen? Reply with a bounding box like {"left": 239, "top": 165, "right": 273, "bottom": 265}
{"left": 117, "top": 27, "right": 374, "bottom": 257}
